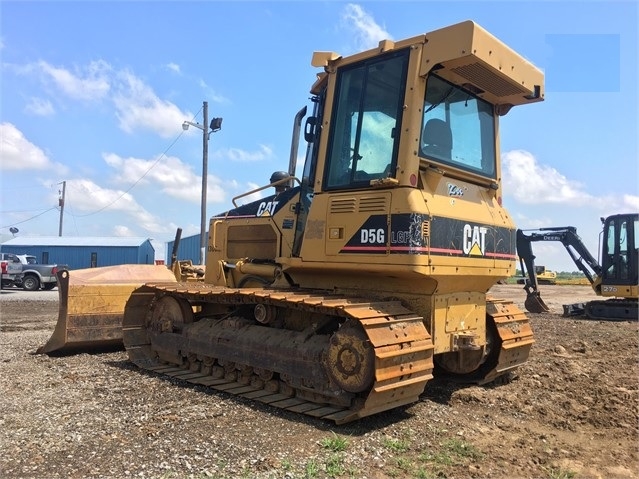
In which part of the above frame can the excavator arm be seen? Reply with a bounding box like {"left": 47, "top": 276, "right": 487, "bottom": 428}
{"left": 516, "top": 227, "right": 602, "bottom": 313}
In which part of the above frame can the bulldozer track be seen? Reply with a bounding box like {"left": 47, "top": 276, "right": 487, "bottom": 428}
{"left": 122, "top": 282, "right": 435, "bottom": 424}
{"left": 483, "top": 298, "right": 535, "bottom": 384}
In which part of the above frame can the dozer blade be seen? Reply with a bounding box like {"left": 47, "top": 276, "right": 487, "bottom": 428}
{"left": 37, "top": 265, "right": 177, "bottom": 355}
{"left": 524, "top": 291, "right": 550, "bottom": 314}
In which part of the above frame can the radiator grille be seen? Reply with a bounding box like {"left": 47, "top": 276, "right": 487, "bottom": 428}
{"left": 330, "top": 198, "right": 356, "bottom": 214}
{"left": 358, "top": 196, "right": 389, "bottom": 212}
{"left": 329, "top": 195, "right": 389, "bottom": 214}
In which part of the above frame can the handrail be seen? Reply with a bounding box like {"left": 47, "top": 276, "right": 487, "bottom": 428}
{"left": 231, "top": 176, "right": 301, "bottom": 208}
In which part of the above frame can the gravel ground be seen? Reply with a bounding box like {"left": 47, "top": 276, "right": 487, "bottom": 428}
{"left": 1, "top": 285, "right": 637, "bottom": 479}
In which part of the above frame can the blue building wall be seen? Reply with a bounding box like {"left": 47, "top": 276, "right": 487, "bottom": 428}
{"left": 0, "top": 241, "right": 155, "bottom": 270}
{"left": 166, "top": 232, "right": 205, "bottom": 264}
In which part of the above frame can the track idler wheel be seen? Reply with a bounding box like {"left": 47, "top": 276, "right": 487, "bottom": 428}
{"left": 325, "top": 322, "right": 375, "bottom": 393}
{"left": 148, "top": 295, "right": 193, "bottom": 333}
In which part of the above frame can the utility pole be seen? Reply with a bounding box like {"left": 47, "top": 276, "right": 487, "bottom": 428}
{"left": 58, "top": 180, "right": 66, "bottom": 237}
{"left": 200, "top": 101, "right": 209, "bottom": 266}
{"left": 182, "top": 103, "right": 222, "bottom": 265}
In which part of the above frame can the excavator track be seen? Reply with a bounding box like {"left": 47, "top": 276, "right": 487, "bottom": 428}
{"left": 122, "top": 282, "right": 435, "bottom": 424}
{"left": 584, "top": 299, "right": 638, "bottom": 321}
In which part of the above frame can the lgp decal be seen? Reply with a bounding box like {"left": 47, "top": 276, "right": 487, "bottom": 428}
{"left": 341, "top": 214, "right": 428, "bottom": 255}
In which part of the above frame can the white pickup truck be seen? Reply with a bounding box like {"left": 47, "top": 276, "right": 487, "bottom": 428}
{"left": 1, "top": 253, "right": 23, "bottom": 288}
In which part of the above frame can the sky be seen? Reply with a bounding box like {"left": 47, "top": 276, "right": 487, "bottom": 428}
{"left": 1, "top": 0, "right": 637, "bottom": 272}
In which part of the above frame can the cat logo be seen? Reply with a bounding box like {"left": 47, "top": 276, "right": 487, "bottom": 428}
{"left": 463, "top": 224, "right": 487, "bottom": 256}
{"left": 257, "top": 201, "right": 279, "bottom": 216}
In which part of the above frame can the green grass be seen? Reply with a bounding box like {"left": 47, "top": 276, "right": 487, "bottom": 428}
{"left": 320, "top": 432, "right": 349, "bottom": 452}
{"left": 546, "top": 466, "right": 577, "bottom": 479}
{"left": 418, "top": 437, "right": 483, "bottom": 474}
{"left": 304, "top": 459, "right": 320, "bottom": 478}
{"left": 325, "top": 453, "right": 345, "bottom": 477}
{"left": 442, "top": 438, "right": 483, "bottom": 459}
{"left": 382, "top": 436, "right": 410, "bottom": 453}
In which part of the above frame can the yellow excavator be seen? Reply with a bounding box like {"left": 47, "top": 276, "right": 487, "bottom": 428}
{"left": 39, "top": 20, "right": 544, "bottom": 423}
{"left": 517, "top": 213, "right": 638, "bottom": 320}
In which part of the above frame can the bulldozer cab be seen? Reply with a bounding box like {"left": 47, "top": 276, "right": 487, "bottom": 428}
{"left": 301, "top": 26, "right": 524, "bottom": 200}
{"left": 208, "top": 21, "right": 544, "bottom": 295}
{"left": 287, "top": 21, "right": 543, "bottom": 274}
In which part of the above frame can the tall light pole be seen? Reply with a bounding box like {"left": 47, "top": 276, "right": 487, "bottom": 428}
{"left": 182, "top": 102, "right": 223, "bottom": 265}
{"left": 58, "top": 180, "right": 66, "bottom": 237}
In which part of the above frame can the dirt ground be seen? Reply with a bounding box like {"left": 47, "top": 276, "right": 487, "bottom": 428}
{"left": 1, "top": 284, "right": 637, "bottom": 479}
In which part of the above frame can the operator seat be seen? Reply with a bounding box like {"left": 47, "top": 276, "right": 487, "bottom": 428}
{"left": 422, "top": 118, "right": 452, "bottom": 160}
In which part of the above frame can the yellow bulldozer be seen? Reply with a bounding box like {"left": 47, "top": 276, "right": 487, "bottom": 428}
{"left": 39, "top": 20, "right": 544, "bottom": 423}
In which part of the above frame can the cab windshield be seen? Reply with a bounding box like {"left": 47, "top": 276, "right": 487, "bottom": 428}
{"left": 419, "top": 75, "right": 496, "bottom": 178}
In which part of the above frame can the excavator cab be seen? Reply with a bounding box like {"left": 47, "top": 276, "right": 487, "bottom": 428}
{"left": 600, "top": 214, "right": 639, "bottom": 290}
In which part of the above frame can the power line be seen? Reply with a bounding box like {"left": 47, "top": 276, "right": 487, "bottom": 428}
{"left": 68, "top": 105, "right": 204, "bottom": 218}
{"left": 1, "top": 207, "right": 58, "bottom": 229}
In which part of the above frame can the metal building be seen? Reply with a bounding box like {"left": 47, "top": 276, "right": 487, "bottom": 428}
{"left": 0, "top": 237, "right": 156, "bottom": 270}
{"left": 166, "top": 232, "right": 205, "bottom": 265}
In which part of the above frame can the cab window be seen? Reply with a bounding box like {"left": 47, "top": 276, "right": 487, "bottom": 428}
{"left": 420, "top": 75, "right": 496, "bottom": 178}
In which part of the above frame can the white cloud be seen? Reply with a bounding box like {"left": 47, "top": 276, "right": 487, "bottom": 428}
{"left": 113, "top": 70, "right": 193, "bottom": 138}
{"left": 37, "top": 60, "right": 111, "bottom": 101}
{"left": 622, "top": 194, "right": 639, "bottom": 211}
{"left": 113, "top": 225, "right": 135, "bottom": 236}
{"left": 198, "top": 78, "right": 230, "bottom": 104}
{"left": 233, "top": 181, "right": 266, "bottom": 206}
{"left": 341, "top": 4, "right": 392, "bottom": 50}
{"left": 0, "top": 123, "right": 66, "bottom": 173}
{"left": 217, "top": 144, "right": 274, "bottom": 162}
{"left": 502, "top": 150, "right": 594, "bottom": 205}
{"left": 25, "top": 97, "right": 55, "bottom": 116}
{"left": 7, "top": 58, "right": 222, "bottom": 139}
{"left": 102, "top": 152, "right": 226, "bottom": 204}
{"left": 503, "top": 150, "right": 637, "bottom": 272}
{"left": 63, "top": 178, "right": 169, "bottom": 234}
{"left": 165, "top": 63, "right": 181, "bottom": 74}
